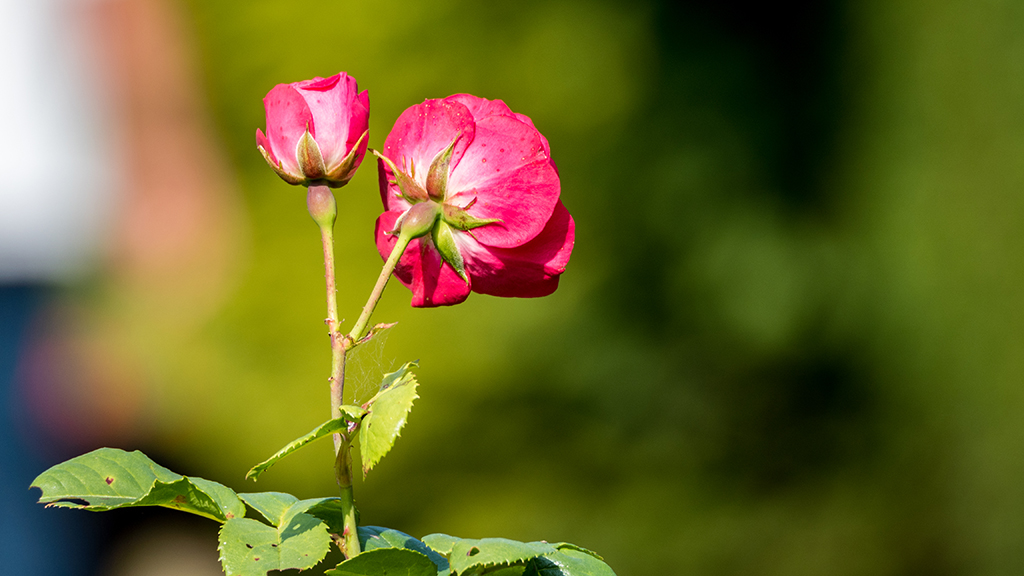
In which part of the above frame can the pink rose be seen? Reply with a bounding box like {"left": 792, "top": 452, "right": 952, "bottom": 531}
{"left": 374, "top": 94, "right": 574, "bottom": 307}
{"left": 256, "top": 72, "right": 369, "bottom": 187}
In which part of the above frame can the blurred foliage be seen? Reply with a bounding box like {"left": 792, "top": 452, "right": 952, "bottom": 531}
{"left": 95, "top": 0, "right": 1024, "bottom": 574}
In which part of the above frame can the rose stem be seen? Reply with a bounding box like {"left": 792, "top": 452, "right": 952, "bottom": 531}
{"left": 308, "top": 185, "right": 360, "bottom": 559}
{"left": 344, "top": 232, "right": 413, "bottom": 346}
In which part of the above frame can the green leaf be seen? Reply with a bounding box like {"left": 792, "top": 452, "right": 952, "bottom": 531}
{"left": 422, "top": 533, "right": 460, "bottom": 557}
{"left": 529, "top": 548, "right": 617, "bottom": 576}
{"left": 31, "top": 447, "right": 244, "bottom": 522}
{"left": 239, "top": 492, "right": 298, "bottom": 525}
{"left": 292, "top": 497, "right": 349, "bottom": 535}
{"left": 449, "top": 538, "right": 557, "bottom": 575}
{"left": 240, "top": 492, "right": 348, "bottom": 535}
{"left": 484, "top": 567, "right": 529, "bottom": 576}
{"left": 550, "top": 543, "right": 605, "bottom": 562}
{"left": 360, "top": 362, "right": 420, "bottom": 476}
{"left": 218, "top": 515, "right": 331, "bottom": 576}
{"left": 326, "top": 548, "right": 437, "bottom": 576}
{"left": 246, "top": 405, "right": 367, "bottom": 481}
{"left": 358, "top": 526, "right": 450, "bottom": 574}
{"left": 374, "top": 360, "right": 419, "bottom": 393}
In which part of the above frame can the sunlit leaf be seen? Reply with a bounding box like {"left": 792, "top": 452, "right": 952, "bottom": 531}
{"left": 218, "top": 515, "right": 331, "bottom": 576}
{"left": 422, "top": 533, "right": 459, "bottom": 557}
{"left": 359, "top": 526, "right": 449, "bottom": 574}
{"left": 359, "top": 362, "right": 419, "bottom": 475}
{"left": 529, "top": 547, "right": 617, "bottom": 576}
{"left": 326, "top": 547, "right": 437, "bottom": 576}
{"left": 31, "top": 447, "right": 245, "bottom": 522}
{"left": 246, "top": 405, "right": 367, "bottom": 481}
{"left": 449, "top": 538, "right": 557, "bottom": 575}
{"left": 241, "top": 492, "right": 348, "bottom": 536}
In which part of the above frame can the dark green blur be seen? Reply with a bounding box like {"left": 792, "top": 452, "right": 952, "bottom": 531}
{"left": 148, "top": 0, "right": 1024, "bottom": 573}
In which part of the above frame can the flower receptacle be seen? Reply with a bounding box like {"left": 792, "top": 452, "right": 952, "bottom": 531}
{"left": 307, "top": 185, "right": 337, "bottom": 229}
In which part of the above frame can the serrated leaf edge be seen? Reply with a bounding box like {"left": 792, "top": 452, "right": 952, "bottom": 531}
{"left": 449, "top": 539, "right": 558, "bottom": 575}
{"left": 247, "top": 408, "right": 367, "bottom": 481}
{"left": 360, "top": 375, "right": 419, "bottom": 476}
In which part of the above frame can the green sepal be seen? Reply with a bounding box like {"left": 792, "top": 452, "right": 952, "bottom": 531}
{"left": 426, "top": 135, "right": 457, "bottom": 200}
{"left": 449, "top": 538, "right": 558, "bottom": 575}
{"left": 325, "top": 129, "right": 368, "bottom": 186}
{"left": 297, "top": 128, "right": 327, "bottom": 180}
{"left": 443, "top": 203, "right": 500, "bottom": 231}
{"left": 374, "top": 150, "right": 428, "bottom": 203}
{"left": 31, "top": 447, "right": 245, "bottom": 522}
{"left": 246, "top": 405, "right": 367, "bottom": 481}
{"left": 258, "top": 144, "right": 303, "bottom": 185}
{"left": 326, "top": 548, "right": 437, "bottom": 576}
{"left": 432, "top": 220, "right": 468, "bottom": 281}
{"left": 359, "top": 362, "right": 420, "bottom": 476}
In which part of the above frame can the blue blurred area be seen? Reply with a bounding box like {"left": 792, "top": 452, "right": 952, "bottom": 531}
{"left": 0, "top": 287, "right": 98, "bottom": 576}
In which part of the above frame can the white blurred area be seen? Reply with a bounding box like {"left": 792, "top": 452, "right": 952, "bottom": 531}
{"left": 2, "top": 0, "right": 246, "bottom": 448}
{"left": 0, "top": 0, "right": 117, "bottom": 281}
{"left": 0, "top": 0, "right": 244, "bottom": 574}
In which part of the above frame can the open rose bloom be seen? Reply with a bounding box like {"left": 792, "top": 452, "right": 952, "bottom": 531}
{"left": 375, "top": 95, "right": 574, "bottom": 307}
{"left": 257, "top": 72, "right": 369, "bottom": 187}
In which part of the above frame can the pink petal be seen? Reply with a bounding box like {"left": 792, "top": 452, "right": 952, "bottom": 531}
{"left": 256, "top": 128, "right": 277, "bottom": 165}
{"left": 375, "top": 211, "right": 472, "bottom": 307}
{"left": 445, "top": 94, "right": 513, "bottom": 120}
{"left": 296, "top": 75, "right": 342, "bottom": 91}
{"left": 447, "top": 114, "right": 560, "bottom": 248}
{"left": 381, "top": 99, "right": 476, "bottom": 212}
{"left": 445, "top": 95, "right": 553, "bottom": 161}
{"left": 461, "top": 201, "right": 575, "bottom": 298}
{"left": 294, "top": 73, "right": 363, "bottom": 170}
{"left": 263, "top": 83, "right": 313, "bottom": 175}
{"left": 342, "top": 89, "right": 370, "bottom": 175}
{"left": 352, "top": 89, "right": 370, "bottom": 146}
{"left": 513, "top": 112, "right": 552, "bottom": 159}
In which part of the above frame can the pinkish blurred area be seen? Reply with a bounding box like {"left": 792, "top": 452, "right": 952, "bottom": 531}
{"left": 1, "top": 0, "right": 242, "bottom": 574}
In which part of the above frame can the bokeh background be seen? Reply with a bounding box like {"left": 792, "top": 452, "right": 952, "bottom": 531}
{"left": 6, "top": 0, "right": 1024, "bottom": 574}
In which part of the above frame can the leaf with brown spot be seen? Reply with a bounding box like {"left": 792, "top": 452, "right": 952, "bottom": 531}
{"left": 31, "top": 447, "right": 245, "bottom": 522}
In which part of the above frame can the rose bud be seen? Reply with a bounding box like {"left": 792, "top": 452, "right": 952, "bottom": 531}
{"left": 256, "top": 72, "right": 369, "bottom": 187}
{"left": 375, "top": 95, "right": 574, "bottom": 307}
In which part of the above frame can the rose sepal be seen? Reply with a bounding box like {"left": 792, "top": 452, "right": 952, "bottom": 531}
{"left": 432, "top": 220, "right": 468, "bottom": 282}
{"left": 258, "top": 144, "right": 305, "bottom": 185}
{"left": 324, "top": 130, "right": 368, "bottom": 187}
{"left": 373, "top": 150, "right": 429, "bottom": 203}
{"left": 442, "top": 203, "right": 501, "bottom": 231}
{"left": 425, "top": 136, "right": 458, "bottom": 201}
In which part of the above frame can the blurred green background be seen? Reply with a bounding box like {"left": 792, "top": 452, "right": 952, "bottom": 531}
{"left": 80, "top": 0, "right": 1024, "bottom": 574}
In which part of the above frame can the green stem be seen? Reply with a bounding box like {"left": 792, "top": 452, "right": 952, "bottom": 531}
{"left": 345, "top": 233, "right": 413, "bottom": 346}
{"left": 334, "top": 440, "right": 360, "bottom": 559}
{"left": 310, "top": 186, "right": 360, "bottom": 558}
